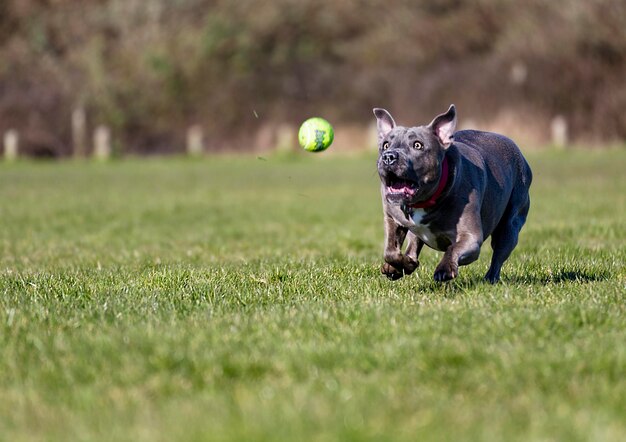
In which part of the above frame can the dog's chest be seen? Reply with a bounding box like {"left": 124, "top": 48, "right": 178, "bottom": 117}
{"left": 410, "top": 209, "right": 439, "bottom": 249}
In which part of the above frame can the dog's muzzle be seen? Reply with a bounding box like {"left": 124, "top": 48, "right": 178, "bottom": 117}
{"left": 381, "top": 151, "right": 398, "bottom": 166}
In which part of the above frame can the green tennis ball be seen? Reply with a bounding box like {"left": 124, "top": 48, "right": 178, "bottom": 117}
{"left": 298, "top": 117, "right": 334, "bottom": 152}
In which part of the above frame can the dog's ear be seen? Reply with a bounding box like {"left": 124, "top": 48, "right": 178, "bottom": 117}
{"left": 373, "top": 108, "right": 396, "bottom": 139}
{"left": 429, "top": 104, "right": 457, "bottom": 149}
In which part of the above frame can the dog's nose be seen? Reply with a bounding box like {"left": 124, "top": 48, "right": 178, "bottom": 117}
{"left": 382, "top": 151, "right": 398, "bottom": 166}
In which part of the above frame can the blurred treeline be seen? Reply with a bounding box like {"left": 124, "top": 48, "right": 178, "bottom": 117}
{"left": 0, "top": 0, "right": 624, "bottom": 155}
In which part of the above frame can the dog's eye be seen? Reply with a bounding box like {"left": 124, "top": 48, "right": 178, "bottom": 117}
{"left": 413, "top": 141, "right": 423, "bottom": 150}
{"left": 382, "top": 141, "right": 390, "bottom": 150}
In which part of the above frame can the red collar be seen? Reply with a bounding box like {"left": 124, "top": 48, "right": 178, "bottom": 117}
{"left": 409, "top": 156, "right": 450, "bottom": 209}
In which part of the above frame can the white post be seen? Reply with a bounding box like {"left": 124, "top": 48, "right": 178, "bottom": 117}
{"left": 368, "top": 122, "right": 378, "bottom": 152}
{"left": 3, "top": 130, "right": 18, "bottom": 161}
{"left": 276, "top": 124, "right": 296, "bottom": 153}
{"left": 551, "top": 115, "right": 568, "bottom": 149}
{"left": 72, "top": 107, "right": 87, "bottom": 158}
{"left": 510, "top": 61, "right": 528, "bottom": 85}
{"left": 186, "top": 125, "right": 204, "bottom": 156}
{"left": 93, "top": 125, "right": 111, "bottom": 160}
{"left": 460, "top": 119, "right": 477, "bottom": 130}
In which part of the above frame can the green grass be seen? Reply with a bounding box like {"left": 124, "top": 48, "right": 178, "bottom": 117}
{"left": 1, "top": 148, "right": 625, "bottom": 441}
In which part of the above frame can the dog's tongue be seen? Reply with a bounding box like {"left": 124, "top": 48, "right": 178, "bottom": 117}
{"left": 389, "top": 182, "right": 416, "bottom": 196}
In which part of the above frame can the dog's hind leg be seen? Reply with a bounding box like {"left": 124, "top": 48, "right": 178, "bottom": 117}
{"left": 485, "top": 193, "right": 530, "bottom": 283}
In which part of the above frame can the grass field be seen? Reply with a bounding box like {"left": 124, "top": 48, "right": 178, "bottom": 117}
{"left": 1, "top": 148, "right": 625, "bottom": 441}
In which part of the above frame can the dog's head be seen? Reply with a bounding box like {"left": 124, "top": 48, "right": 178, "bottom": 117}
{"left": 374, "top": 105, "right": 456, "bottom": 206}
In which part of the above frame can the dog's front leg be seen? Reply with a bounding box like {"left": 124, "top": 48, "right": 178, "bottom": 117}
{"left": 434, "top": 232, "right": 483, "bottom": 282}
{"left": 381, "top": 214, "right": 420, "bottom": 280}
{"left": 404, "top": 231, "right": 424, "bottom": 269}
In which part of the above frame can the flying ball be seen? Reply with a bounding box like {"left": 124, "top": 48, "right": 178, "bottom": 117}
{"left": 298, "top": 117, "right": 334, "bottom": 152}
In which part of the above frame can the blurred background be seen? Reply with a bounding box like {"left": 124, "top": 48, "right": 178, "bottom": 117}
{"left": 0, "top": 0, "right": 624, "bottom": 157}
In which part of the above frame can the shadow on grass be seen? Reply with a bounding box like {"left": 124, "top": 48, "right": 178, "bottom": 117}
{"left": 414, "top": 267, "right": 610, "bottom": 297}
{"left": 507, "top": 268, "right": 611, "bottom": 285}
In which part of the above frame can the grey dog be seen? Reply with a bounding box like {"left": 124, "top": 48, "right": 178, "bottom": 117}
{"left": 374, "top": 105, "right": 532, "bottom": 283}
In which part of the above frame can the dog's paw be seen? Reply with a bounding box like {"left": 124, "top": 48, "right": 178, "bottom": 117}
{"left": 381, "top": 262, "right": 404, "bottom": 280}
{"left": 483, "top": 273, "right": 500, "bottom": 284}
{"left": 403, "top": 257, "right": 419, "bottom": 275}
{"left": 433, "top": 261, "right": 458, "bottom": 282}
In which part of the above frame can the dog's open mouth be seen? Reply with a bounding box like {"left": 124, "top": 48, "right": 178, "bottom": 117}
{"left": 385, "top": 177, "right": 418, "bottom": 198}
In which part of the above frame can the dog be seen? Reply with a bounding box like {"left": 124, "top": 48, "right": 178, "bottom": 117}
{"left": 374, "top": 105, "right": 532, "bottom": 283}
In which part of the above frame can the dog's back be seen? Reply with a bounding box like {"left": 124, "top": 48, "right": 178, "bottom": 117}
{"left": 454, "top": 129, "right": 532, "bottom": 188}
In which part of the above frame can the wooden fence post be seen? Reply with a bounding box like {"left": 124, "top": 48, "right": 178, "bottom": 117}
{"left": 551, "top": 115, "right": 568, "bottom": 149}
{"left": 72, "top": 107, "right": 87, "bottom": 158}
{"left": 276, "top": 124, "right": 296, "bottom": 153}
{"left": 186, "top": 125, "right": 204, "bottom": 156}
{"left": 3, "top": 130, "right": 18, "bottom": 161}
{"left": 93, "top": 125, "right": 111, "bottom": 160}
